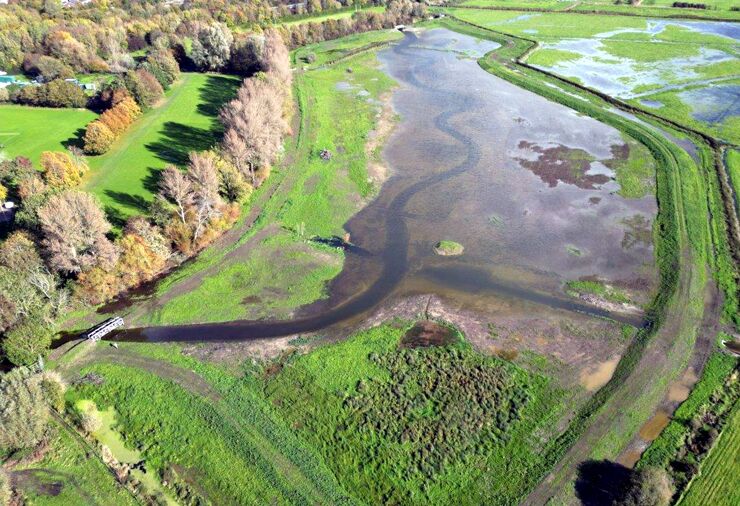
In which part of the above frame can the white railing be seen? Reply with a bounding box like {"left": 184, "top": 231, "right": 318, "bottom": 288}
{"left": 84, "top": 317, "right": 124, "bottom": 341}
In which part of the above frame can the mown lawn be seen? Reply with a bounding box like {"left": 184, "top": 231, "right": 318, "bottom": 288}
{"left": 83, "top": 73, "right": 240, "bottom": 227}
{"left": 0, "top": 105, "right": 97, "bottom": 166}
{"left": 279, "top": 6, "right": 386, "bottom": 27}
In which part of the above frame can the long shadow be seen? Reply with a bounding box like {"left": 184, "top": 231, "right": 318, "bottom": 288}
{"left": 103, "top": 204, "right": 129, "bottom": 230}
{"left": 62, "top": 128, "right": 87, "bottom": 150}
{"left": 145, "top": 121, "right": 216, "bottom": 166}
{"left": 575, "top": 460, "right": 633, "bottom": 506}
{"left": 197, "top": 74, "right": 241, "bottom": 118}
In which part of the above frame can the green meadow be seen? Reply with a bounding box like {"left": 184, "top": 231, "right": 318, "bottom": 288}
{"left": 0, "top": 105, "right": 96, "bottom": 166}
{"left": 83, "top": 72, "right": 240, "bottom": 227}
{"left": 61, "top": 321, "right": 567, "bottom": 505}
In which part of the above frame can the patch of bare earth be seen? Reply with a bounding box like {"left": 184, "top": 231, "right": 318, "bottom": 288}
{"left": 365, "top": 92, "right": 396, "bottom": 188}
{"left": 361, "top": 293, "right": 626, "bottom": 387}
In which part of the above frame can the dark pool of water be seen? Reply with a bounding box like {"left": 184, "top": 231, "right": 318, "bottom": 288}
{"left": 114, "top": 29, "right": 657, "bottom": 343}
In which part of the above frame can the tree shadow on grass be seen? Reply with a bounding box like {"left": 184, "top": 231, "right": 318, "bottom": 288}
{"left": 575, "top": 459, "right": 633, "bottom": 506}
{"left": 62, "top": 128, "right": 87, "bottom": 150}
{"left": 145, "top": 121, "right": 216, "bottom": 166}
{"left": 104, "top": 191, "right": 150, "bottom": 228}
{"left": 197, "top": 74, "right": 241, "bottom": 118}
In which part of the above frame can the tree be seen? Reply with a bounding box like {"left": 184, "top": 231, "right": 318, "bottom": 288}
{"left": 218, "top": 158, "right": 252, "bottom": 203}
{"left": 40, "top": 151, "right": 88, "bottom": 188}
{"left": 159, "top": 165, "right": 193, "bottom": 224}
{"left": 221, "top": 77, "right": 287, "bottom": 185}
{"left": 190, "top": 23, "right": 233, "bottom": 71}
{"left": 184, "top": 152, "right": 223, "bottom": 244}
{"left": 2, "top": 320, "right": 54, "bottom": 366}
{"left": 230, "top": 34, "right": 264, "bottom": 76}
{"left": 0, "top": 468, "right": 10, "bottom": 506}
{"left": 116, "top": 232, "right": 167, "bottom": 288}
{"left": 83, "top": 121, "right": 115, "bottom": 155}
{"left": 620, "top": 467, "right": 674, "bottom": 506}
{"left": 38, "top": 191, "right": 118, "bottom": 274}
{"left": 0, "top": 184, "right": 6, "bottom": 202}
{"left": 0, "top": 366, "right": 62, "bottom": 452}
{"left": 143, "top": 50, "right": 180, "bottom": 89}
{"left": 263, "top": 30, "right": 292, "bottom": 87}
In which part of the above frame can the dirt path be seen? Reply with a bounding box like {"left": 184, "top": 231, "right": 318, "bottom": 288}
{"left": 617, "top": 280, "right": 721, "bottom": 467}
{"left": 63, "top": 346, "right": 221, "bottom": 402}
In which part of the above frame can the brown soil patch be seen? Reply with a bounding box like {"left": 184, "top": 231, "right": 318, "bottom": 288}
{"left": 365, "top": 92, "right": 396, "bottom": 187}
{"left": 667, "top": 366, "right": 698, "bottom": 402}
{"left": 400, "top": 320, "right": 457, "bottom": 348}
{"left": 515, "top": 140, "right": 611, "bottom": 189}
{"left": 182, "top": 336, "right": 298, "bottom": 366}
{"left": 579, "top": 356, "right": 620, "bottom": 391}
{"left": 638, "top": 410, "right": 671, "bottom": 441}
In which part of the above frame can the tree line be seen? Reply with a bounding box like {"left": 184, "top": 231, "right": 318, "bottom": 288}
{"left": 0, "top": 30, "right": 292, "bottom": 367}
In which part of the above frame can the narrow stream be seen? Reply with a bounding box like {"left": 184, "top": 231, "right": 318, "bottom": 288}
{"left": 115, "top": 29, "right": 659, "bottom": 343}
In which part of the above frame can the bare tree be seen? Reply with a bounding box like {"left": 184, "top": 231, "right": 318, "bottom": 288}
{"left": 187, "top": 152, "right": 223, "bottom": 243}
{"left": 37, "top": 191, "right": 118, "bottom": 274}
{"left": 159, "top": 165, "right": 193, "bottom": 224}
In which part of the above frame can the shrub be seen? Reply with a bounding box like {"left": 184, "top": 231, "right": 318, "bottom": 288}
{"left": 13, "top": 79, "right": 87, "bottom": 108}
{"left": 40, "top": 150, "right": 88, "bottom": 188}
{"left": 1, "top": 319, "right": 54, "bottom": 366}
{"left": 83, "top": 120, "right": 115, "bottom": 155}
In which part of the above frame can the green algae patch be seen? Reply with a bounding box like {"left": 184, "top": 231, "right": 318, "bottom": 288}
{"left": 434, "top": 240, "right": 465, "bottom": 256}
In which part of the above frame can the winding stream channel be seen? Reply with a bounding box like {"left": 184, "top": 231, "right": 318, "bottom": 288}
{"left": 117, "top": 29, "right": 658, "bottom": 343}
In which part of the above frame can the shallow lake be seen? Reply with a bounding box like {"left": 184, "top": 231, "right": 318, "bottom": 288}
{"left": 124, "top": 29, "right": 658, "bottom": 342}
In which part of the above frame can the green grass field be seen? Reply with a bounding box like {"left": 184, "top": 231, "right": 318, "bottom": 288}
{"left": 453, "top": 0, "right": 740, "bottom": 18}
{"left": 279, "top": 6, "right": 386, "bottom": 27}
{"left": 61, "top": 321, "right": 568, "bottom": 505}
{"left": 83, "top": 73, "right": 240, "bottom": 227}
{"left": 678, "top": 402, "right": 740, "bottom": 506}
{"left": 0, "top": 105, "right": 97, "bottom": 166}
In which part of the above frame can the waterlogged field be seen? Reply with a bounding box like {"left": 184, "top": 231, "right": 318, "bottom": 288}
{"left": 0, "top": 105, "right": 97, "bottom": 166}
{"left": 454, "top": 0, "right": 740, "bottom": 19}
{"left": 84, "top": 73, "right": 240, "bottom": 226}
{"left": 448, "top": 8, "right": 740, "bottom": 143}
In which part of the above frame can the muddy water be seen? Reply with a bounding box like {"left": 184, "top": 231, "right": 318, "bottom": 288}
{"left": 117, "top": 29, "right": 656, "bottom": 343}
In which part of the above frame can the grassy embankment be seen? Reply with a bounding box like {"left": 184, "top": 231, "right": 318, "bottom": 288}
{"left": 637, "top": 349, "right": 738, "bottom": 495}
{"left": 125, "top": 29, "right": 402, "bottom": 326}
{"left": 434, "top": 15, "right": 726, "bottom": 502}
{"left": 447, "top": 8, "right": 740, "bottom": 144}
{"left": 452, "top": 0, "right": 740, "bottom": 20}
{"left": 0, "top": 105, "right": 96, "bottom": 166}
{"left": 83, "top": 72, "right": 241, "bottom": 227}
